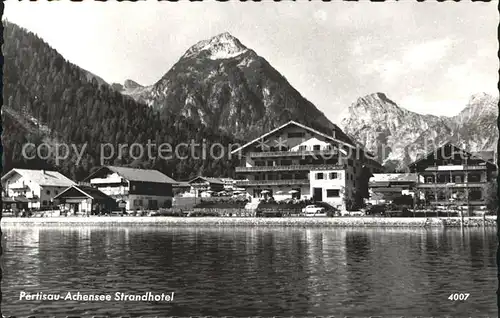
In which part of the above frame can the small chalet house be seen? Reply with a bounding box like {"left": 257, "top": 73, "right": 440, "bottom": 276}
{"left": 188, "top": 177, "right": 225, "bottom": 197}
{"left": 368, "top": 173, "right": 418, "bottom": 205}
{"left": 1, "top": 169, "right": 75, "bottom": 209}
{"left": 230, "top": 120, "right": 383, "bottom": 210}
{"left": 83, "top": 166, "right": 177, "bottom": 211}
{"left": 53, "top": 184, "right": 116, "bottom": 215}
{"left": 408, "top": 143, "right": 497, "bottom": 208}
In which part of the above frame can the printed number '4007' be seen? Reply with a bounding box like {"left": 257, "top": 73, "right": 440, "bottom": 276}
{"left": 448, "top": 293, "right": 470, "bottom": 301}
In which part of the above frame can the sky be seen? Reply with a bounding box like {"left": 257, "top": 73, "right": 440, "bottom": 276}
{"left": 4, "top": 1, "right": 499, "bottom": 123}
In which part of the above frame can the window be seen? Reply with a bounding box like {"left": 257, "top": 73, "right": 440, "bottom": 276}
{"left": 55, "top": 190, "right": 59, "bottom": 195}
{"left": 42, "top": 200, "right": 48, "bottom": 206}
{"left": 281, "top": 160, "right": 292, "bottom": 166}
{"left": 353, "top": 167, "right": 357, "bottom": 174}
{"left": 350, "top": 174, "right": 353, "bottom": 181}
{"left": 133, "top": 199, "right": 143, "bottom": 207}
{"left": 329, "top": 172, "right": 338, "bottom": 179}
{"left": 470, "top": 189, "right": 482, "bottom": 200}
{"left": 46, "top": 190, "right": 51, "bottom": 195}
{"left": 288, "top": 132, "right": 305, "bottom": 138}
{"left": 313, "top": 145, "right": 321, "bottom": 151}
{"left": 298, "top": 145, "right": 307, "bottom": 151}
{"left": 468, "top": 173, "right": 481, "bottom": 182}
{"left": 426, "top": 177, "right": 433, "bottom": 183}
{"left": 348, "top": 159, "right": 353, "bottom": 166}
{"left": 455, "top": 176, "right": 462, "bottom": 183}
{"left": 326, "top": 189, "right": 340, "bottom": 197}
{"left": 316, "top": 173, "right": 324, "bottom": 180}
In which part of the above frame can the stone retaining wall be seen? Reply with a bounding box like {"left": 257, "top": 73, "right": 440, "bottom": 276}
{"left": 1, "top": 216, "right": 496, "bottom": 227}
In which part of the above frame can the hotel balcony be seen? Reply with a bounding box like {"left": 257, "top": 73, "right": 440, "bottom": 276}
{"left": 416, "top": 182, "right": 486, "bottom": 189}
{"left": 235, "top": 164, "right": 344, "bottom": 173}
{"left": 249, "top": 149, "right": 339, "bottom": 158}
{"left": 422, "top": 165, "right": 488, "bottom": 172}
{"left": 101, "top": 189, "right": 129, "bottom": 196}
{"left": 235, "top": 179, "right": 310, "bottom": 186}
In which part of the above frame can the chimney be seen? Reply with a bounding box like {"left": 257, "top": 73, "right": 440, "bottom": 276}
{"left": 332, "top": 129, "right": 336, "bottom": 139}
{"left": 42, "top": 169, "right": 45, "bottom": 175}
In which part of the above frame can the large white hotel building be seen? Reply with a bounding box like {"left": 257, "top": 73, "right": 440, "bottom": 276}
{"left": 231, "top": 121, "right": 383, "bottom": 210}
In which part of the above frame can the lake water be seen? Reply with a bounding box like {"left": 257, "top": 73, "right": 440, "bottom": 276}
{"left": 1, "top": 226, "right": 497, "bottom": 317}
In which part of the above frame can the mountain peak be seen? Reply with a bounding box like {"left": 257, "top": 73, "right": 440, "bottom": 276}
{"left": 213, "top": 32, "right": 238, "bottom": 42}
{"left": 182, "top": 32, "right": 248, "bottom": 60}
{"left": 353, "top": 92, "right": 399, "bottom": 110}
{"left": 123, "top": 79, "right": 143, "bottom": 90}
{"left": 467, "top": 92, "right": 497, "bottom": 106}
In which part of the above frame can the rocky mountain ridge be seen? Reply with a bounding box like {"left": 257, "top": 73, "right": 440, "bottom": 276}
{"left": 339, "top": 92, "right": 498, "bottom": 171}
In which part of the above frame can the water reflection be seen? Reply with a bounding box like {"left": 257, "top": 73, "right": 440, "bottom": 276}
{"left": 1, "top": 225, "right": 497, "bottom": 317}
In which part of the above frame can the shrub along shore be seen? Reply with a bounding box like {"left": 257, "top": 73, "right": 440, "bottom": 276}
{"left": 1, "top": 216, "right": 496, "bottom": 227}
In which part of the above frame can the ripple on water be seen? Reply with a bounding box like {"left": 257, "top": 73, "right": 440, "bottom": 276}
{"left": 1, "top": 226, "right": 497, "bottom": 317}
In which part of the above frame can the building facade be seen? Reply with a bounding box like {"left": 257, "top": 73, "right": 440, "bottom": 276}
{"left": 188, "top": 177, "right": 225, "bottom": 197}
{"left": 1, "top": 169, "right": 75, "bottom": 209}
{"left": 84, "top": 166, "right": 176, "bottom": 211}
{"left": 231, "top": 121, "right": 383, "bottom": 210}
{"left": 219, "top": 178, "right": 236, "bottom": 191}
{"left": 54, "top": 184, "right": 116, "bottom": 215}
{"left": 368, "top": 173, "right": 418, "bottom": 205}
{"left": 408, "top": 143, "right": 497, "bottom": 208}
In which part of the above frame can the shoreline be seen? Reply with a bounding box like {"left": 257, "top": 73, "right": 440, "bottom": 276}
{"left": 1, "top": 216, "right": 496, "bottom": 227}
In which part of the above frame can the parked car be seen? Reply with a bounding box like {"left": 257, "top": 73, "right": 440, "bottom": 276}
{"left": 302, "top": 205, "right": 327, "bottom": 217}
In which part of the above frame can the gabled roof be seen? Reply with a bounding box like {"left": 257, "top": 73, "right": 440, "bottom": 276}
{"left": 1, "top": 169, "right": 75, "bottom": 187}
{"left": 54, "top": 185, "right": 114, "bottom": 201}
{"left": 188, "top": 176, "right": 224, "bottom": 185}
{"left": 84, "top": 166, "right": 177, "bottom": 184}
{"left": 408, "top": 142, "right": 496, "bottom": 168}
{"left": 230, "top": 120, "right": 355, "bottom": 154}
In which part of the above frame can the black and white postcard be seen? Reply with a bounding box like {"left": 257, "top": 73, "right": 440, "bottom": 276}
{"left": 1, "top": 1, "right": 498, "bottom": 317}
